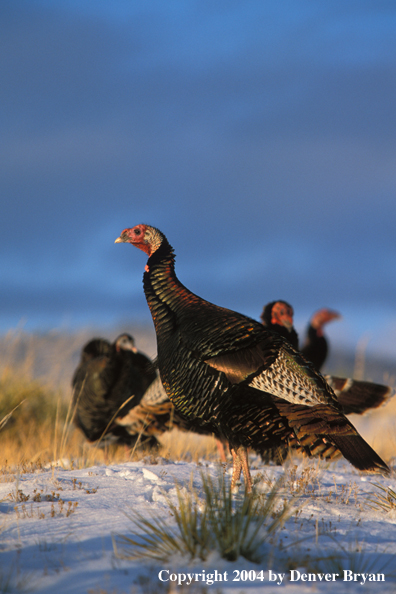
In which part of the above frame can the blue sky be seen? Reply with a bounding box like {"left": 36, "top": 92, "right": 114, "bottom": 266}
{"left": 1, "top": 0, "right": 396, "bottom": 359}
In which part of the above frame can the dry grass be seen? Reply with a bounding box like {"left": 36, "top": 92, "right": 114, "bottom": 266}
{"left": 0, "top": 327, "right": 394, "bottom": 475}
{"left": 337, "top": 342, "right": 396, "bottom": 463}
{"left": 0, "top": 372, "right": 218, "bottom": 473}
{"left": 351, "top": 402, "right": 396, "bottom": 463}
{"left": 366, "top": 483, "right": 396, "bottom": 513}
{"left": 0, "top": 328, "right": 218, "bottom": 472}
{"left": 0, "top": 370, "right": 68, "bottom": 469}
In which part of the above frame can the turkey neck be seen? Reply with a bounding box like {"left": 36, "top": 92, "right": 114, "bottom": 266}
{"left": 143, "top": 238, "right": 217, "bottom": 330}
{"left": 143, "top": 238, "right": 192, "bottom": 334}
{"left": 142, "top": 238, "right": 266, "bottom": 356}
{"left": 267, "top": 322, "right": 299, "bottom": 350}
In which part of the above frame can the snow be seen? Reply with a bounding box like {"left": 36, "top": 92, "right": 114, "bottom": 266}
{"left": 1, "top": 456, "right": 395, "bottom": 594}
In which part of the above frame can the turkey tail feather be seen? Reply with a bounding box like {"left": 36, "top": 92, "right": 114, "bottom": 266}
{"left": 325, "top": 434, "right": 389, "bottom": 474}
{"left": 324, "top": 376, "right": 394, "bottom": 415}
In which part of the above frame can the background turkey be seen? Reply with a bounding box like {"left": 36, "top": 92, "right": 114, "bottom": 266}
{"left": 115, "top": 374, "right": 230, "bottom": 462}
{"left": 72, "top": 337, "right": 216, "bottom": 454}
{"left": 302, "top": 308, "right": 341, "bottom": 370}
{"left": 260, "top": 302, "right": 340, "bottom": 366}
{"left": 115, "top": 224, "right": 389, "bottom": 492}
{"left": 260, "top": 300, "right": 298, "bottom": 347}
{"left": 113, "top": 375, "right": 182, "bottom": 446}
{"left": 261, "top": 300, "right": 394, "bottom": 416}
{"left": 72, "top": 333, "right": 158, "bottom": 449}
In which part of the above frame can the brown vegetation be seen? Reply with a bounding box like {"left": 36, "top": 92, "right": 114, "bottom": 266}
{"left": 0, "top": 328, "right": 394, "bottom": 474}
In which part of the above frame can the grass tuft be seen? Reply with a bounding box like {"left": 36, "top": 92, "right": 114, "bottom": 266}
{"left": 114, "top": 470, "right": 294, "bottom": 563}
{"left": 366, "top": 483, "right": 396, "bottom": 513}
{"left": 301, "top": 538, "right": 393, "bottom": 578}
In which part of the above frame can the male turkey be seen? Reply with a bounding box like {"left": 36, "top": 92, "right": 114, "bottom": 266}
{"left": 115, "top": 225, "right": 389, "bottom": 492}
{"left": 260, "top": 300, "right": 298, "bottom": 347}
{"left": 261, "top": 302, "right": 340, "bottom": 367}
{"left": 302, "top": 308, "right": 341, "bottom": 371}
{"left": 261, "top": 301, "right": 394, "bottom": 415}
{"left": 113, "top": 375, "right": 191, "bottom": 443}
{"left": 72, "top": 333, "right": 158, "bottom": 448}
{"left": 115, "top": 374, "right": 230, "bottom": 462}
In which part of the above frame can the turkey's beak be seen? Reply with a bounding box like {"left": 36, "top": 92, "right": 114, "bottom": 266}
{"left": 282, "top": 318, "right": 293, "bottom": 331}
{"left": 329, "top": 311, "right": 342, "bottom": 322}
{"left": 277, "top": 312, "right": 293, "bottom": 331}
{"left": 125, "top": 344, "right": 138, "bottom": 353}
{"left": 322, "top": 310, "right": 342, "bottom": 325}
{"left": 115, "top": 236, "right": 124, "bottom": 243}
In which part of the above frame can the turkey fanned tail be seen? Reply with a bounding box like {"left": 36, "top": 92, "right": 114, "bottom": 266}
{"left": 273, "top": 398, "right": 389, "bottom": 474}
{"left": 324, "top": 376, "right": 394, "bottom": 415}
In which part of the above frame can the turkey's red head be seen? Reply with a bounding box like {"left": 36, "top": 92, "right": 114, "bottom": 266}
{"left": 270, "top": 301, "right": 294, "bottom": 331}
{"left": 310, "top": 308, "right": 341, "bottom": 332}
{"left": 115, "top": 224, "right": 163, "bottom": 257}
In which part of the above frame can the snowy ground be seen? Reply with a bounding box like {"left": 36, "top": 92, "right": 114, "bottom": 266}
{"left": 1, "top": 455, "right": 396, "bottom": 594}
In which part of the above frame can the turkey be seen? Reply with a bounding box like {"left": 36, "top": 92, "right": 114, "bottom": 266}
{"left": 72, "top": 333, "right": 158, "bottom": 448}
{"left": 113, "top": 376, "right": 177, "bottom": 443}
{"left": 115, "top": 374, "right": 230, "bottom": 462}
{"left": 73, "top": 338, "right": 209, "bottom": 452}
{"left": 261, "top": 302, "right": 340, "bottom": 367}
{"left": 113, "top": 375, "right": 202, "bottom": 445}
{"left": 260, "top": 300, "right": 298, "bottom": 347}
{"left": 261, "top": 300, "right": 394, "bottom": 415}
{"left": 302, "top": 308, "right": 341, "bottom": 371}
{"left": 115, "top": 225, "right": 389, "bottom": 492}
{"left": 72, "top": 337, "right": 112, "bottom": 368}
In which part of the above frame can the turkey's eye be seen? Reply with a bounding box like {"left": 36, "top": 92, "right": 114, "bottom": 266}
{"left": 134, "top": 228, "right": 141, "bottom": 235}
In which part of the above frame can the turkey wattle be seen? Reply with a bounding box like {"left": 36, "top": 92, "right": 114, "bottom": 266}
{"left": 115, "top": 225, "right": 389, "bottom": 492}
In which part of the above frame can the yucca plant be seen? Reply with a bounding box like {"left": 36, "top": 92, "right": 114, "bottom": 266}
{"left": 366, "top": 483, "right": 396, "bottom": 513}
{"left": 114, "top": 470, "right": 294, "bottom": 563}
{"left": 200, "top": 472, "right": 290, "bottom": 562}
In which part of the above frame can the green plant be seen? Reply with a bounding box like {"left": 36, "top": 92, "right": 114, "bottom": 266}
{"left": 114, "top": 470, "right": 294, "bottom": 563}
{"left": 201, "top": 472, "right": 291, "bottom": 562}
